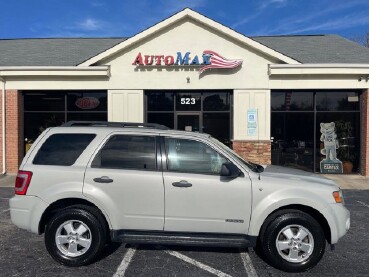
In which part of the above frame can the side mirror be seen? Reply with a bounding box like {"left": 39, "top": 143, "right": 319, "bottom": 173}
{"left": 220, "top": 162, "right": 242, "bottom": 178}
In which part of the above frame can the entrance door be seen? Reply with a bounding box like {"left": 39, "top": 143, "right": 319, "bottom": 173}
{"left": 177, "top": 114, "right": 201, "bottom": 132}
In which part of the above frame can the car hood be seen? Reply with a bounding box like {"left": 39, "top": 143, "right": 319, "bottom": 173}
{"left": 261, "top": 165, "right": 339, "bottom": 189}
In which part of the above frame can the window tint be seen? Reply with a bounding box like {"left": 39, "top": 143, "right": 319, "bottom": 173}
{"left": 271, "top": 91, "right": 313, "bottom": 111}
{"left": 33, "top": 134, "right": 96, "bottom": 166}
{"left": 92, "top": 135, "right": 156, "bottom": 170}
{"left": 316, "top": 91, "right": 360, "bottom": 111}
{"left": 165, "top": 138, "right": 228, "bottom": 175}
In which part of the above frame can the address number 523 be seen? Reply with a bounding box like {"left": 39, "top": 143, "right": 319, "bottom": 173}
{"left": 181, "top": 98, "right": 196, "bottom": 105}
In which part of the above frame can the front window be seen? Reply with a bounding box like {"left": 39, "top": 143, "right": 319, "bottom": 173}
{"left": 165, "top": 138, "right": 228, "bottom": 175}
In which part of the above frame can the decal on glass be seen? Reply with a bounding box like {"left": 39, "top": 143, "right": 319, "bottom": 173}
{"left": 75, "top": 97, "right": 100, "bottom": 110}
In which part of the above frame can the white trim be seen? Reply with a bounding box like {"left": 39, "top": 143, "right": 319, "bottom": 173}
{"left": 269, "top": 63, "right": 369, "bottom": 75}
{"left": 0, "top": 66, "right": 110, "bottom": 77}
{"left": 1, "top": 77, "right": 6, "bottom": 175}
{"left": 78, "top": 8, "right": 300, "bottom": 66}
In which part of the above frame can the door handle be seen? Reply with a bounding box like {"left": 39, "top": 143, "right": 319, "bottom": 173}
{"left": 93, "top": 176, "right": 114, "bottom": 183}
{"left": 172, "top": 180, "right": 192, "bottom": 187}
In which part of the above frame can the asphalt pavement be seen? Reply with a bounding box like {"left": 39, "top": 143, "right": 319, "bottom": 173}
{"left": 1, "top": 186, "right": 369, "bottom": 276}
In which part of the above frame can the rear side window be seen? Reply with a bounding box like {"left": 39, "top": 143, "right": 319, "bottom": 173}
{"left": 91, "top": 135, "right": 156, "bottom": 170}
{"left": 33, "top": 134, "right": 96, "bottom": 166}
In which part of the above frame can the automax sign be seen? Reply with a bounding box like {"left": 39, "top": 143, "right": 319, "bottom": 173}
{"left": 132, "top": 50, "right": 243, "bottom": 74}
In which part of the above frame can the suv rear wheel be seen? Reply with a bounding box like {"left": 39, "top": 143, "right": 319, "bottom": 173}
{"left": 45, "top": 207, "right": 106, "bottom": 266}
{"left": 259, "top": 210, "right": 325, "bottom": 272}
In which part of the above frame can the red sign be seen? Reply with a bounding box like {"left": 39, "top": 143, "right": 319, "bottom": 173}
{"left": 75, "top": 97, "right": 100, "bottom": 110}
{"left": 132, "top": 50, "right": 243, "bottom": 74}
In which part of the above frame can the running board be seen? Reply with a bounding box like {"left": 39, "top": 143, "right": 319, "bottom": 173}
{"left": 111, "top": 230, "right": 257, "bottom": 248}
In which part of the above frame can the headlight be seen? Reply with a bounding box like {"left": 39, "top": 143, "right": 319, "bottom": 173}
{"left": 332, "top": 190, "right": 344, "bottom": 204}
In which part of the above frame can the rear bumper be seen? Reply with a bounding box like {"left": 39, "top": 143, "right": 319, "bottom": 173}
{"left": 9, "top": 195, "right": 48, "bottom": 234}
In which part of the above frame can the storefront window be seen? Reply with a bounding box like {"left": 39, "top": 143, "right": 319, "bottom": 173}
{"left": 271, "top": 113, "right": 314, "bottom": 171}
{"left": 271, "top": 90, "right": 360, "bottom": 173}
{"left": 146, "top": 90, "right": 232, "bottom": 146}
{"left": 175, "top": 92, "right": 201, "bottom": 111}
{"left": 147, "top": 92, "right": 174, "bottom": 111}
{"left": 316, "top": 91, "right": 360, "bottom": 111}
{"left": 24, "top": 92, "right": 65, "bottom": 111}
{"left": 147, "top": 113, "right": 174, "bottom": 129}
{"left": 203, "top": 92, "right": 230, "bottom": 111}
{"left": 271, "top": 91, "right": 313, "bottom": 111}
{"left": 67, "top": 91, "right": 107, "bottom": 112}
{"left": 316, "top": 112, "right": 360, "bottom": 173}
{"left": 23, "top": 90, "right": 107, "bottom": 153}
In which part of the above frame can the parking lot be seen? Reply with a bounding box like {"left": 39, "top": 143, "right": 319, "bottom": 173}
{"left": 1, "top": 187, "right": 369, "bottom": 277}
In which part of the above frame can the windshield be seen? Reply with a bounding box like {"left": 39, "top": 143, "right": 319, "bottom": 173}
{"left": 210, "top": 137, "right": 259, "bottom": 171}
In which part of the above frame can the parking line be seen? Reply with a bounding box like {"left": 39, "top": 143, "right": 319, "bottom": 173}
{"left": 165, "top": 250, "right": 232, "bottom": 277}
{"left": 357, "top": 201, "right": 369, "bottom": 208}
{"left": 240, "top": 251, "right": 258, "bottom": 277}
{"left": 113, "top": 247, "right": 136, "bottom": 277}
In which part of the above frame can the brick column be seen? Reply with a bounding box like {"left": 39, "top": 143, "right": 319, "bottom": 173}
{"left": 232, "top": 140, "right": 271, "bottom": 165}
{"left": 0, "top": 90, "right": 23, "bottom": 174}
{"left": 361, "top": 89, "right": 369, "bottom": 176}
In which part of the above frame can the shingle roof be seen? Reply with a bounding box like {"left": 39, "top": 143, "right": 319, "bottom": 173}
{"left": 0, "top": 35, "right": 368, "bottom": 66}
{"left": 251, "top": 34, "right": 369, "bottom": 64}
{"left": 0, "top": 38, "right": 126, "bottom": 66}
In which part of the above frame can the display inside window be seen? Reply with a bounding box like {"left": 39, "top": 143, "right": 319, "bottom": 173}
{"left": 271, "top": 90, "right": 360, "bottom": 173}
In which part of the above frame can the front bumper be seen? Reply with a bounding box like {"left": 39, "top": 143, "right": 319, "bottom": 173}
{"left": 9, "top": 195, "right": 48, "bottom": 234}
{"left": 328, "top": 203, "right": 350, "bottom": 244}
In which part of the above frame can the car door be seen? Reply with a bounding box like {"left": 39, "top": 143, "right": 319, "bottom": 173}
{"left": 162, "top": 135, "right": 252, "bottom": 234}
{"left": 83, "top": 133, "right": 164, "bottom": 231}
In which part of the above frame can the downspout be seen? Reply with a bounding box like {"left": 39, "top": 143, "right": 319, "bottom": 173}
{"left": 0, "top": 76, "right": 6, "bottom": 175}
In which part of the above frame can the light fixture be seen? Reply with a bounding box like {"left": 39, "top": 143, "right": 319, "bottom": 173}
{"left": 358, "top": 76, "right": 363, "bottom": 81}
{"left": 186, "top": 76, "right": 190, "bottom": 83}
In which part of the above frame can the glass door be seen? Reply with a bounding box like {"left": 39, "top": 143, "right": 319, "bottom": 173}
{"left": 177, "top": 113, "right": 201, "bottom": 132}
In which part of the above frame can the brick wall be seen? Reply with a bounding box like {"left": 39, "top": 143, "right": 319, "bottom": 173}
{"left": 232, "top": 140, "right": 271, "bottom": 165}
{"left": 361, "top": 89, "right": 369, "bottom": 176}
{"left": 0, "top": 90, "right": 23, "bottom": 174}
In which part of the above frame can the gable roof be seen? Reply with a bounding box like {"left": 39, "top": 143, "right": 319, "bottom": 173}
{"left": 252, "top": 35, "right": 369, "bottom": 64}
{"left": 0, "top": 38, "right": 125, "bottom": 66}
{"left": 77, "top": 8, "right": 300, "bottom": 66}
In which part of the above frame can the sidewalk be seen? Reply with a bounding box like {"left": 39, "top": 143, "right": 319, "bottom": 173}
{"left": 323, "top": 174, "right": 369, "bottom": 190}
{"left": 1, "top": 173, "right": 369, "bottom": 189}
{"left": 0, "top": 174, "right": 16, "bottom": 187}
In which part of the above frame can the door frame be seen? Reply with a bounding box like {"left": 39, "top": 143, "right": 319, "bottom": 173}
{"left": 175, "top": 112, "right": 202, "bottom": 132}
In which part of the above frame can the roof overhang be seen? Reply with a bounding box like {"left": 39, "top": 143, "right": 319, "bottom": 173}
{"left": 269, "top": 64, "right": 369, "bottom": 76}
{"left": 0, "top": 66, "right": 110, "bottom": 77}
{"left": 78, "top": 8, "right": 300, "bottom": 66}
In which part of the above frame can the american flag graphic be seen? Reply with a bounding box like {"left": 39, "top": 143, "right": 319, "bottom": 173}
{"left": 199, "top": 50, "right": 243, "bottom": 74}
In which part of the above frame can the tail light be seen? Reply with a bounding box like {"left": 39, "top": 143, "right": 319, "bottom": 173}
{"left": 15, "top": 170, "right": 33, "bottom": 195}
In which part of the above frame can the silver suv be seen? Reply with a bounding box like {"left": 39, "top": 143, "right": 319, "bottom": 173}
{"left": 10, "top": 121, "right": 350, "bottom": 272}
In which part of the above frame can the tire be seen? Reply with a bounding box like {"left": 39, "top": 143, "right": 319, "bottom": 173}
{"left": 259, "top": 210, "right": 326, "bottom": 272}
{"left": 45, "top": 207, "right": 107, "bottom": 267}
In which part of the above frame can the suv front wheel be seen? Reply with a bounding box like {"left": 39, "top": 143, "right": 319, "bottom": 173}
{"left": 45, "top": 207, "right": 107, "bottom": 266}
{"left": 259, "top": 210, "right": 326, "bottom": 272}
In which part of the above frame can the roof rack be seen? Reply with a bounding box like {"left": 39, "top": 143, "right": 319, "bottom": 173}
{"left": 61, "top": 121, "right": 170, "bottom": 130}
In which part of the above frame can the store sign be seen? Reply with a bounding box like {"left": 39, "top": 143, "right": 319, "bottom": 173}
{"left": 247, "top": 109, "right": 257, "bottom": 136}
{"left": 132, "top": 50, "right": 242, "bottom": 74}
{"left": 75, "top": 97, "right": 100, "bottom": 110}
